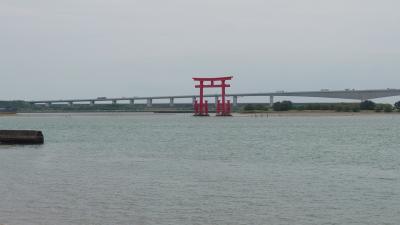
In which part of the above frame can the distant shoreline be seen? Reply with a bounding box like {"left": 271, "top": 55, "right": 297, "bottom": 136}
{"left": 6, "top": 110, "right": 399, "bottom": 117}
{"left": 238, "top": 110, "right": 400, "bottom": 117}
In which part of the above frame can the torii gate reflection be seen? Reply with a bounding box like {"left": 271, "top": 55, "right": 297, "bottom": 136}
{"left": 193, "top": 76, "right": 233, "bottom": 116}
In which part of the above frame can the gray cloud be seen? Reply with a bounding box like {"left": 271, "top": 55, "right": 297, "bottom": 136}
{"left": 1, "top": 0, "right": 399, "bottom": 101}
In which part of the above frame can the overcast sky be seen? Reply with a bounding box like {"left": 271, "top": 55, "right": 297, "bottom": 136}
{"left": 1, "top": 0, "right": 399, "bottom": 101}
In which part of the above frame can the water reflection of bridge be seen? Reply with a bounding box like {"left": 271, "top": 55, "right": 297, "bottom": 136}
{"left": 30, "top": 89, "right": 400, "bottom": 107}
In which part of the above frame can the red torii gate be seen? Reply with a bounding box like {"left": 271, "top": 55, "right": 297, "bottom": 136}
{"left": 193, "top": 76, "right": 233, "bottom": 116}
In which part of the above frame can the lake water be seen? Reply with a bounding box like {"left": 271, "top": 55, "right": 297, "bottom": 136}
{"left": 0, "top": 113, "right": 399, "bottom": 225}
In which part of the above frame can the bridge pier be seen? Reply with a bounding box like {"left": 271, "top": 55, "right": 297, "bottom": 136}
{"left": 269, "top": 96, "right": 274, "bottom": 107}
{"left": 147, "top": 98, "right": 152, "bottom": 107}
{"left": 233, "top": 96, "right": 238, "bottom": 107}
{"left": 130, "top": 99, "right": 135, "bottom": 105}
{"left": 169, "top": 98, "right": 174, "bottom": 107}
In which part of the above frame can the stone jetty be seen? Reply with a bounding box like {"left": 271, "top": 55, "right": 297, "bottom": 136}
{"left": 0, "top": 130, "right": 44, "bottom": 144}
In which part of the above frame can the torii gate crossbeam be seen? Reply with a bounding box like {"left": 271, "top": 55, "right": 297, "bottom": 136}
{"left": 193, "top": 76, "right": 233, "bottom": 116}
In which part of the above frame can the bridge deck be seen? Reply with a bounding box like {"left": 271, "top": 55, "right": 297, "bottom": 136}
{"left": 29, "top": 89, "right": 400, "bottom": 104}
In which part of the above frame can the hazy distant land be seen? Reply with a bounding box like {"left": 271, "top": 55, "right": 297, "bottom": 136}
{"left": 1, "top": 100, "right": 399, "bottom": 114}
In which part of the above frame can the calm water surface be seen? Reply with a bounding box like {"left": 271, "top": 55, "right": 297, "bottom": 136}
{"left": 0, "top": 113, "right": 399, "bottom": 225}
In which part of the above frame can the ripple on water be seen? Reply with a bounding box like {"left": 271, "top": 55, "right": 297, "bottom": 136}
{"left": 0, "top": 113, "right": 400, "bottom": 225}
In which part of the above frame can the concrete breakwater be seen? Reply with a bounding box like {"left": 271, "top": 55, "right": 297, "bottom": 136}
{"left": 0, "top": 130, "right": 44, "bottom": 144}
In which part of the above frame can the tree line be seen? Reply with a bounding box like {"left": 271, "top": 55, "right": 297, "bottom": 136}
{"left": 243, "top": 100, "right": 400, "bottom": 112}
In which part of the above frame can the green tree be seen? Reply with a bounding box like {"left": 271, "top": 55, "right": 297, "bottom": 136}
{"left": 313, "top": 103, "right": 321, "bottom": 110}
{"left": 244, "top": 104, "right": 255, "bottom": 111}
{"left": 395, "top": 101, "right": 400, "bottom": 110}
{"left": 254, "top": 104, "right": 265, "bottom": 111}
{"left": 383, "top": 104, "right": 393, "bottom": 113}
{"left": 273, "top": 102, "right": 282, "bottom": 111}
{"left": 352, "top": 106, "right": 360, "bottom": 112}
{"left": 360, "top": 100, "right": 376, "bottom": 110}
{"left": 282, "top": 101, "right": 293, "bottom": 110}
{"left": 273, "top": 101, "right": 293, "bottom": 111}
{"left": 375, "top": 104, "right": 383, "bottom": 112}
{"left": 335, "top": 105, "right": 343, "bottom": 112}
{"left": 320, "top": 104, "right": 329, "bottom": 110}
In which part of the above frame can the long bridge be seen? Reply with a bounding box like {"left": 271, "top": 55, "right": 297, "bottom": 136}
{"left": 29, "top": 88, "right": 400, "bottom": 107}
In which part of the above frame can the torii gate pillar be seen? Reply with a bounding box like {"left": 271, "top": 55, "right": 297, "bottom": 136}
{"left": 193, "top": 76, "right": 233, "bottom": 116}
